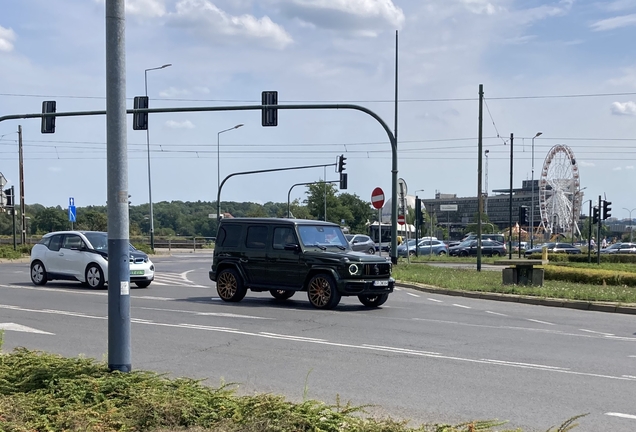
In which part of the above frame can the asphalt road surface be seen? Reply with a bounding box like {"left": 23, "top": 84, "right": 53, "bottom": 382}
{"left": 1, "top": 253, "right": 635, "bottom": 431}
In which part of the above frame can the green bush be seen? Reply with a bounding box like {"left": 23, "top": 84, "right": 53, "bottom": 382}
{"left": 527, "top": 253, "right": 636, "bottom": 264}
{"left": 132, "top": 242, "right": 153, "bottom": 254}
{"left": 544, "top": 265, "right": 636, "bottom": 287}
{"left": 0, "top": 246, "right": 24, "bottom": 259}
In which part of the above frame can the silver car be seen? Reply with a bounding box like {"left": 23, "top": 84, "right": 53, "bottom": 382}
{"left": 345, "top": 234, "right": 377, "bottom": 254}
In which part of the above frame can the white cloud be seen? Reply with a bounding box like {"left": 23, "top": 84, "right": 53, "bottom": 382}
{"left": 610, "top": 101, "right": 636, "bottom": 115}
{"left": 607, "top": 67, "right": 636, "bottom": 88}
{"left": 48, "top": 166, "right": 62, "bottom": 173}
{"left": 159, "top": 87, "right": 192, "bottom": 98}
{"left": 578, "top": 161, "right": 596, "bottom": 167}
{"left": 279, "top": 0, "right": 405, "bottom": 34}
{"left": 194, "top": 86, "right": 210, "bottom": 94}
{"left": 591, "top": 13, "right": 636, "bottom": 31}
{"left": 165, "top": 120, "right": 195, "bottom": 129}
{"left": 167, "top": 0, "right": 293, "bottom": 49}
{"left": 599, "top": 0, "right": 636, "bottom": 12}
{"left": 0, "top": 25, "right": 16, "bottom": 52}
{"left": 613, "top": 166, "right": 623, "bottom": 171}
{"left": 461, "top": 0, "right": 499, "bottom": 15}
{"left": 627, "top": 165, "right": 635, "bottom": 170}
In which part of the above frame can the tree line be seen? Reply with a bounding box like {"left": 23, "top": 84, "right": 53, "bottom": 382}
{"left": 0, "top": 183, "right": 375, "bottom": 238}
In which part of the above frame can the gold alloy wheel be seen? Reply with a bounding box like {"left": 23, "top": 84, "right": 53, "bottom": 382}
{"left": 308, "top": 276, "right": 331, "bottom": 307}
{"left": 217, "top": 271, "right": 238, "bottom": 299}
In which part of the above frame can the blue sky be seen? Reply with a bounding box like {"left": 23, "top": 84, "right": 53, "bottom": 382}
{"left": 1, "top": 0, "right": 636, "bottom": 220}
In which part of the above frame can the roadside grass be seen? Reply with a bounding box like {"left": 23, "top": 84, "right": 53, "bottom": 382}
{"left": 549, "top": 262, "right": 636, "bottom": 273}
{"left": 0, "top": 245, "right": 27, "bottom": 260}
{"left": 393, "top": 264, "right": 636, "bottom": 304}
{"left": 0, "top": 348, "right": 589, "bottom": 432}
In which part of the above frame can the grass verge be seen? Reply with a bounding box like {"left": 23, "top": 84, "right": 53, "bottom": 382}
{"left": 0, "top": 348, "right": 589, "bottom": 432}
{"left": 393, "top": 264, "right": 636, "bottom": 304}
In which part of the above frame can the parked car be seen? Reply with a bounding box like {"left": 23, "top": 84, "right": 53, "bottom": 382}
{"left": 397, "top": 238, "right": 448, "bottom": 257}
{"left": 345, "top": 234, "right": 377, "bottom": 254}
{"left": 448, "top": 240, "right": 507, "bottom": 257}
{"left": 511, "top": 241, "right": 528, "bottom": 253}
{"left": 524, "top": 242, "right": 582, "bottom": 256}
{"left": 600, "top": 242, "right": 636, "bottom": 254}
{"left": 30, "top": 231, "right": 155, "bottom": 289}
{"left": 210, "top": 218, "right": 394, "bottom": 309}
{"left": 462, "top": 233, "right": 506, "bottom": 244}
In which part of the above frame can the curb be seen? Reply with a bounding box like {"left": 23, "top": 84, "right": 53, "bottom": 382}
{"left": 396, "top": 281, "right": 636, "bottom": 315}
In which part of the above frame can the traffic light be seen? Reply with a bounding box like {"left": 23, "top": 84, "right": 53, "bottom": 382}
{"left": 415, "top": 197, "right": 424, "bottom": 226}
{"left": 337, "top": 154, "right": 347, "bottom": 173}
{"left": 41, "top": 101, "right": 56, "bottom": 134}
{"left": 339, "top": 172, "right": 348, "bottom": 190}
{"left": 133, "top": 96, "right": 149, "bottom": 130}
{"left": 602, "top": 200, "right": 612, "bottom": 220}
{"left": 3, "top": 188, "right": 12, "bottom": 207}
{"left": 519, "top": 206, "right": 528, "bottom": 225}
{"left": 261, "top": 91, "right": 278, "bottom": 127}
{"left": 592, "top": 206, "right": 600, "bottom": 225}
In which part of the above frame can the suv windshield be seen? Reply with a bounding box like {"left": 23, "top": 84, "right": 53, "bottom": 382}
{"left": 298, "top": 225, "right": 349, "bottom": 249}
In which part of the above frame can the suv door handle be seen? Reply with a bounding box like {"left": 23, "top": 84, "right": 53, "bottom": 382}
{"left": 58, "top": 253, "right": 64, "bottom": 256}
{"left": 239, "top": 258, "right": 248, "bottom": 263}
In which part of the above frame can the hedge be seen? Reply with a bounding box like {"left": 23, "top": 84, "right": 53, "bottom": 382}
{"left": 527, "top": 253, "right": 636, "bottom": 264}
{"left": 544, "top": 265, "right": 636, "bottom": 287}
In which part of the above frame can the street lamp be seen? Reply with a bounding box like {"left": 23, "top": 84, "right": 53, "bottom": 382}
{"left": 145, "top": 63, "right": 172, "bottom": 251}
{"left": 484, "top": 149, "right": 489, "bottom": 215}
{"left": 530, "top": 131, "right": 542, "bottom": 249}
{"left": 217, "top": 124, "right": 244, "bottom": 219}
{"left": 624, "top": 207, "right": 636, "bottom": 242}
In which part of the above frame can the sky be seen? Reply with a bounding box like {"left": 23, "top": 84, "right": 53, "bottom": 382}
{"left": 1, "top": 0, "right": 636, "bottom": 221}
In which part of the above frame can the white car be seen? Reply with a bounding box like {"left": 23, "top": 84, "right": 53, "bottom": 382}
{"left": 30, "top": 231, "right": 154, "bottom": 289}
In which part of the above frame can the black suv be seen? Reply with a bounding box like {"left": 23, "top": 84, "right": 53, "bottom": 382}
{"left": 209, "top": 218, "right": 394, "bottom": 309}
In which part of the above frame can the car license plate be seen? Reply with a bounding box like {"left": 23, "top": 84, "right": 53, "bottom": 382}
{"left": 373, "top": 280, "right": 389, "bottom": 286}
{"left": 130, "top": 270, "right": 145, "bottom": 276}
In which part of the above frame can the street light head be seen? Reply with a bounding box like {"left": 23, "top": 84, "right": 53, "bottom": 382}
{"left": 485, "top": 149, "right": 489, "bottom": 154}
{"left": 534, "top": 132, "right": 543, "bottom": 138}
{"left": 234, "top": 124, "right": 244, "bottom": 129}
{"left": 160, "top": 64, "right": 172, "bottom": 69}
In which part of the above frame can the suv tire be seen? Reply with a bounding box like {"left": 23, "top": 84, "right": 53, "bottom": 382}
{"left": 216, "top": 268, "right": 247, "bottom": 302}
{"left": 30, "top": 261, "right": 48, "bottom": 286}
{"left": 270, "top": 289, "right": 295, "bottom": 300}
{"left": 307, "top": 274, "right": 341, "bottom": 309}
{"left": 358, "top": 293, "right": 389, "bottom": 307}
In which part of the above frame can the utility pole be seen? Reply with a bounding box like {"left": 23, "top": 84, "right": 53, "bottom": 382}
{"left": 477, "top": 84, "right": 483, "bottom": 270}
{"left": 18, "top": 125, "right": 26, "bottom": 244}
{"left": 597, "top": 195, "right": 602, "bottom": 265}
{"left": 587, "top": 201, "right": 592, "bottom": 263}
{"left": 508, "top": 133, "right": 513, "bottom": 259}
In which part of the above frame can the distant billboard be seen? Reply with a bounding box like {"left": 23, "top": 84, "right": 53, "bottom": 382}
{"left": 440, "top": 204, "right": 458, "bottom": 211}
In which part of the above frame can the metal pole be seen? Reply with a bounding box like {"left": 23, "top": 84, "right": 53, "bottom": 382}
{"left": 597, "top": 195, "right": 602, "bottom": 265}
{"left": 106, "top": 0, "right": 131, "bottom": 373}
{"left": 588, "top": 201, "right": 592, "bottom": 263}
{"left": 477, "top": 84, "right": 483, "bottom": 270}
{"left": 508, "top": 133, "right": 513, "bottom": 259}
{"left": 324, "top": 166, "right": 327, "bottom": 221}
{"left": 18, "top": 125, "right": 26, "bottom": 245}
{"left": 217, "top": 124, "right": 244, "bottom": 221}
{"left": 624, "top": 207, "right": 635, "bottom": 242}
{"left": 288, "top": 180, "right": 338, "bottom": 219}
{"left": 378, "top": 209, "right": 382, "bottom": 257}
{"left": 390, "top": 30, "right": 399, "bottom": 265}
{"left": 144, "top": 64, "right": 171, "bottom": 252}
{"left": 11, "top": 186, "right": 16, "bottom": 250}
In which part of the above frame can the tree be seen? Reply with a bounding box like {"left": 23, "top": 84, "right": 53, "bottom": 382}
{"left": 304, "top": 182, "right": 351, "bottom": 225}
{"left": 32, "top": 207, "right": 68, "bottom": 233}
{"left": 76, "top": 210, "right": 107, "bottom": 231}
{"left": 337, "top": 193, "right": 374, "bottom": 234}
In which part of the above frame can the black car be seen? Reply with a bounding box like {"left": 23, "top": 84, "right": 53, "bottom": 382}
{"left": 524, "top": 242, "right": 582, "bottom": 256}
{"left": 449, "top": 240, "right": 507, "bottom": 257}
{"left": 209, "top": 218, "right": 394, "bottom": 309}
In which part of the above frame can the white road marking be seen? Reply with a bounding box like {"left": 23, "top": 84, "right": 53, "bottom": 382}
{"left": 579, "top": 329, "right": 614, "bottom": 336}
{"left": 452, "top": 304, "right": 471, "bottom": 309}
{"left": 2, "top": 302, "right": 636, "bottom": 383}
{"left": 427, "top": 298, "right": 443, "bottom": 303}
{"left": 527, "top": 319, "right": 555, "bottom": 326}
{"left": 135, "top": 306, "right": 270, "bottom": 320}
{"left": 605, "top": 412, "right": 636, "bottom": 420}
{"left": 622, "top": 375, "right": 636, "bottom": 379}
{"left": 629, "top": 355, "right": 636, "bottom": 358}
{"left": 485, "top": 311, "right": 508, "bottom": 317}
{"left": 363, "top": 344, "right": 440, "bottom": 355}
{"left": 260, "top": 332, "right": 326, "bottom": 342}
{"left": 481, "top": 359, "right": 569, "bottom": 370}
{"left": 394, "top": 287, "right": 401, "bottom": 291}
{"left": 151, "top": 281, "right": 169, "bottom": 286}
{"left": 406, "top": 292, "right": 420, "bottom": 298}
{"left": 0, "top": 322, "right": 54, "bottom": 335}
{"left": 137, "top": 296, "right": 176, "bottom": 301}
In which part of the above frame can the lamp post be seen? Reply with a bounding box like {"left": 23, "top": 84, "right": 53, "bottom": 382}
{"left": 217, "top": 124, "right": 244, "bottom": 219}
{"left": 624, "top": 207, "right": 636, "bottom": 242}
{"left": 530, "top": 131, "right": 542, "bottom": 249}
{"left": 144, "top": 63, "right": 172, "bottom": 251}
{"left": 484, "top": 149, "right": 489, "bottom": 215}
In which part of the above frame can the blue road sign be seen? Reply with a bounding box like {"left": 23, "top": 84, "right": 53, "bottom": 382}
{"left": 69, "top": 197, "right": 75, "bottom": 207}
{"left": 68, "top": 205, "right": 76, "bottom": 222}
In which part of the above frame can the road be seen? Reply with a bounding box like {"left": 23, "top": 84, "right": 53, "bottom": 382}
{"left": 1, "top": 253, "right": 635, "bottom": 431}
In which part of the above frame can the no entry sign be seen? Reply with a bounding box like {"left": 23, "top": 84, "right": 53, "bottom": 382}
{"left": 371, "top": 187, "right": 385, "bottom": 210}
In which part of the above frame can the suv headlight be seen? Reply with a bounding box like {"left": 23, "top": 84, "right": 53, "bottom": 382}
{"left": 348, "top": 264, "right": 363, "bottom": 276}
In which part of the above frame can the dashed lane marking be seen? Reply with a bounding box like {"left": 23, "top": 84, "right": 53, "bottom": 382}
{"left": 406, "top": 292, "right": 420, "bottom": 298}
{"left": 527, "top": 319, "right": 555, "bottom": 326}
{"left": 485, "top": 311, "right": 508, "bottom": 317}
{"left": 605, "top": 413, "right": 636, "bottom": 420}
{"left": 452, "top": 304, "right": 471, "bottom": 309}
{"left": 580, "top": 329, "right": 614, "bottom": 336}
{"left": 427, "top": 298, "right": 443, "bottom": 303}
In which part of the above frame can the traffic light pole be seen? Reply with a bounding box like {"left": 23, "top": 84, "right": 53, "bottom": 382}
{"left": 287, "top": 179, "right": 339, "bottom": 219}
{"left": 597, "top": 195, "right": 602, "bottom": 265}
{"left": 218, "top": 163, "right": 337, "bottom": 222}
{"left": 587, "top": 200, "right": 592, "bottom": 263}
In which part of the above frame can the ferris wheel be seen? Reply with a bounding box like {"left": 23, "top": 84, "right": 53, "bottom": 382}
{"left": 538, "top": 145, "right": 581, "bottom": 237}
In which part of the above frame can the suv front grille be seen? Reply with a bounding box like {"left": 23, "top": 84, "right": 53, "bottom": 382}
{"left": 363, "top": 263, "right": 391, "bottom": 277}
